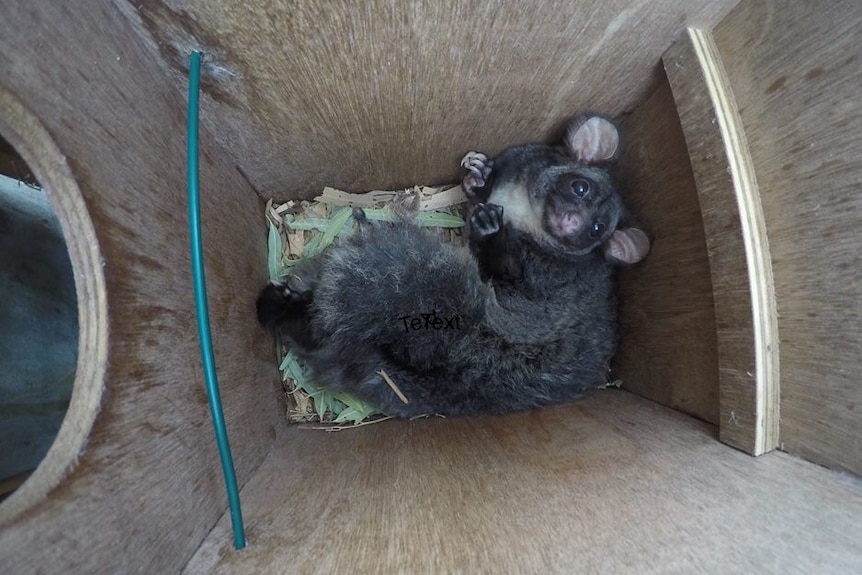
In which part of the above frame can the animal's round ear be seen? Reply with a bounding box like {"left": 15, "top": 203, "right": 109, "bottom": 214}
{"left": 565, "top": 116, "right": 620, "bottom": 163}
{"left": 603, "top": 228, "right": 651, "bottom": 266}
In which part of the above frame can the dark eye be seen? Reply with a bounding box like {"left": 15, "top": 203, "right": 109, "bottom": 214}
{"left": 571, "top": 179, "right": 590, "bottom": 198}
{"left": 590, "top": 222, "right": 606, "bottom": 238}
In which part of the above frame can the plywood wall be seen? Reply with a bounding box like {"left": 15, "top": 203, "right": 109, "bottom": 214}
{"left": 0, "top": 0, "right": 752, "bottom": 571}
{"left": 614, "top": 78, "right": 720, "bottom": 425}
{"left": 662, "top": 30, "right": 780, "bottom": 455}
{"left": 0, "top": 1, "right": 280, "bottom": 572}
{"left": 713, "top": 0, "right": 862, "bottom": 475}
{"left": 121, "top": 0, "right": 739, "bottom": 199}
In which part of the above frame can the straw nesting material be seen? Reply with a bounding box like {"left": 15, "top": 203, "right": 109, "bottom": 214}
{"left": 264, "top": 183, "right": 468, "bottom": 427}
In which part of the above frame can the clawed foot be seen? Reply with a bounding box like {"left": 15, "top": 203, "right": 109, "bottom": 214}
{"left": 461, "top": 151, "right": 493, "bottom": 202}
{"left": 469, "top": 203, "right": 503, "bottom": 242}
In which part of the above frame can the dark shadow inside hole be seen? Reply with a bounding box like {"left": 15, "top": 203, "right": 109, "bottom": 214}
{"left": 0, "top": 135, "right": 77, "bottom": 502}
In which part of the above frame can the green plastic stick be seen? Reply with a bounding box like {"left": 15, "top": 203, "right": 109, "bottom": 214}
{"left": 187, "top": 50, "right": 246, "bottom": 551}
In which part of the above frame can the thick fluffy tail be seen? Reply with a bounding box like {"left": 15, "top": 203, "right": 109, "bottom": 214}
{"left": 309, "top": 219, "right": 490, "bottom": 349}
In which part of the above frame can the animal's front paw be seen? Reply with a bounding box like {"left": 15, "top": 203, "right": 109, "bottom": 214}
{"left": 469, "top": 203, "right": 504, "bottom": 241}
{"left": 460, "top": 151, "right": 493, "bottom": 201}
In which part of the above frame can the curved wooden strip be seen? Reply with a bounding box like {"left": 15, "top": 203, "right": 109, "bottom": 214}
{"left": 663, "top": 29, "right": 780, "bottom": 455}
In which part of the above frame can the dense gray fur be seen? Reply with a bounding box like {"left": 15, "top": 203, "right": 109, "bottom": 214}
{"left": 257, "top": 115, "right": 650, "bottom": 417}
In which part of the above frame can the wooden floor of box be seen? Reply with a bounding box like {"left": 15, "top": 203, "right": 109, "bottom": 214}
{"left": 185, "top": 390, "right": 862, "bottom": 574}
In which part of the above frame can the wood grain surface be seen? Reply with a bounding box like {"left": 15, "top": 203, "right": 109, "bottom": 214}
{"left": 186, "top": 391, "right": 862, "bottom": 575}
{"left": 0, "top": 1, "right": 280, "bottom": 572}
{"left": 119, "top": 0, "right": 739, "bottom": 199}
{"left": 7, "top": 0, "right": 861, "bottom": 572}
{"left": 714, "top": 0, "right": 862, "bottom": 474}
{"left": 614, "top": 78, "right": 720, "bottom": 425}
{"left": 663, "top": 30, "right": 780, "bottom": 455}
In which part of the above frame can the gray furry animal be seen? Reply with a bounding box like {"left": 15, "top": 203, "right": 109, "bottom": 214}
{"left": 256, "top": 115, "right": 651, "bottom": 417}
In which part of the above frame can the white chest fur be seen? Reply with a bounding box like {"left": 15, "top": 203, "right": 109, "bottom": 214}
{"left": 487, "top": 182, "right": 544, "bottom": 237}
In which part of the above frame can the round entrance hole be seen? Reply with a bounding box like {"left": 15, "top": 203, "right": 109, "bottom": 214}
{"left": 0, "top": 85, "right": 107, "bottom": 524}
{"left": 0, "top": 138, "right": 77, "bottom": 501}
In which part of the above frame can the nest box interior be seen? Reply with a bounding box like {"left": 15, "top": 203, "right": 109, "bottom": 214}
{"left": 1, "top": 1, "right": 860, "bottom": 573}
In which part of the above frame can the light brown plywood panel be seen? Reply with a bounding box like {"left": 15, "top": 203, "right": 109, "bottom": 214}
{"left": 714, "top": 0, "right": 862, "bottom": 474}
{"left": 614, "top": 79, "right": 720, "bottom": 425}
{"left": 0, "top": 1, "right": 279, "bottom": 572}
{"left": 187, "top": 391, "right": 862, "bottom": 575}
{"left": 662, "top": 30, "right": 779, "bottom": 455}
{"left": 119, "top": 0, "right": 740, "bottom": 199}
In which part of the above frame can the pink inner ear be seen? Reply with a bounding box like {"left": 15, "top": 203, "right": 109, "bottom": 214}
{"left": 567, "top": 117, "right": 620, "bottom": 163}
{"left": 606, "top": 228, "right": 650, "bottom": 264}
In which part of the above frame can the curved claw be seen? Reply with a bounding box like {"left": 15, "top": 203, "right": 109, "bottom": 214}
{"left": 461, "top": 151, "right": 494, "bottom": 201}
{"left": 461, "top": 151, "right": 488, "bottom": 170}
